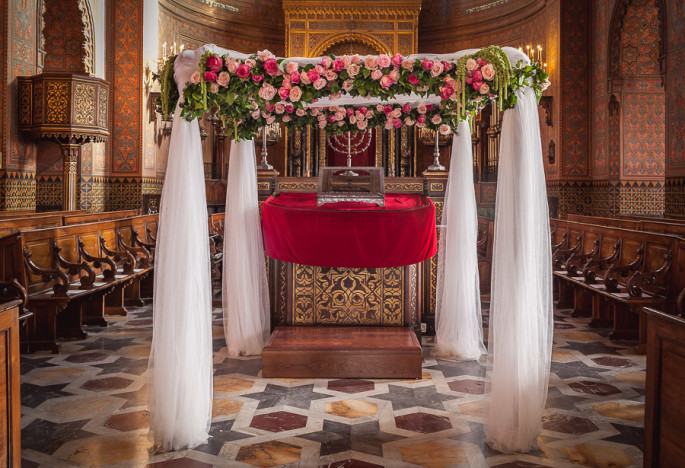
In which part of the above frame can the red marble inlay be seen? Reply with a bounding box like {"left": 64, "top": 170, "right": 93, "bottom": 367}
{"left": 568, "top": 380, "right": 621, "bottom": 396}
{"left": 592, "top": 357, "right": 636, "bottom": 368}
{"left": 542, "top": 413, "right": 599, "bottom": 435}
{"left": 395, "top": 413, "right": 452, "bottom": 433}
{"left": 105, "top": 410, "right": 149, "bottom": 431}
{"left": 448, "top": 379, "right": 485, "bottom": 395}
{"left": 327, "top": 379, "right": 375, "bottom": 394}
{"left": 81, "top": 377, "right": 134, "bottom": 392}
{"left": 250, "top": 411, "right": 308, "bottom": 432}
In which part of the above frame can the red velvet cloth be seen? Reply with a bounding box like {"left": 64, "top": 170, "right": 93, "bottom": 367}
{"left": 261, "top": 192, "right": 437, "bottom": 268}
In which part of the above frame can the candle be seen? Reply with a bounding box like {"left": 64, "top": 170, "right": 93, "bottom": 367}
{"left": 180, "top": 44, "right": 184, "bottom": 53}
{"left": 162, "top": 41, "right": 167, "bottom": 59}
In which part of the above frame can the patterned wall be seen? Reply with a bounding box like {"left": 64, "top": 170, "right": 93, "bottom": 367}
{"left": 665, "top": 0, "right": 685, "bottom": 214}
{"left": 42, "top": 0, "right": 88, "bottom": 73}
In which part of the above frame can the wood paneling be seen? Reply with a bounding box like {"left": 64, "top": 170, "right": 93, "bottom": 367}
{"left": 0, "top": 300, "right": 21, "bottom": 467}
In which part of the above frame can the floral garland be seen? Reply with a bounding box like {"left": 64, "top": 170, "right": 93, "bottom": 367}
{"left": 157, "top": 47, "right": 549, "bottom": 141}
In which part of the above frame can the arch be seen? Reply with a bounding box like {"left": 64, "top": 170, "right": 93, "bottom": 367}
{"left": 608, "top": 0, "right": 665, "bottom": 81}
{"left": 78, "top": 0, "right": 95, "bottom": 75}
{"left": 310, "top": 33, "right": 390, "bottom": 57}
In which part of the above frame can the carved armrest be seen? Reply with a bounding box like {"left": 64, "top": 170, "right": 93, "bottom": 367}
{"left": 117, "top": 231, "right": 151, "bottom": 269}
{"left": 52, "top": 241, "right": 96, "bottom": 289}
{"left": 564, "top": 239, "right": 600, "bottom": 276}
{"left": 78, "top": 236, "right": 117, "bottom": 281}
{"left": 99, "top": 236, "right": 136, "bottom": 274}
{"left": 627, "top": 250, "right": 673, "bottom": 298}
{"left": 677, "top": 287, "right": 685, "bottom": 317}
{"left": 604, "top": 244, "right": 645, "bottom": 292}
{"left": 23, "top": 247, "right": 69, "bottom": 296}
{"left": 582, "top": 240, "right": 621, "bottom": 283}
{"left": 0, "top": 278, "right": 28, "bottom": 308}
{"left": 551, "top": 231, "right": 568, "bottom": 255}
{"left": 146, "top": 227, "right": 157, "bottom": 244}
{"left": 553, "top": 234, "right": 582, "bottom": 269}
{"left": 132, "top": 229, "right": 156, "bottom": 251}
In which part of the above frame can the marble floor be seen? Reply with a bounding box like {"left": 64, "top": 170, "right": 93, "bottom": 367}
{"left": 20, "top": 302, "right": 645, "bottom": 468}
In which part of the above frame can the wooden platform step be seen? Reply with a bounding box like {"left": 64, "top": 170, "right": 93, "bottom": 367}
{"left": 262, "top": 326, "right": 422, "bottom": 379}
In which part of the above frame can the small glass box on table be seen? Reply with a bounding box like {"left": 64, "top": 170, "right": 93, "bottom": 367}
{"left": 316, "top": 167, "right": 385, "bottom": 207}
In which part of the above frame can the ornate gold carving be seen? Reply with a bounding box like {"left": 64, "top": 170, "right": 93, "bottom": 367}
{"left": 98, "top": 85, "right": 108, "bottom": 128}
{"left": 465, "top": 0, "right": 511, "bottom": 14}
{"left": 257, "top": 181, "right": 270, "bottom": 191}
{"left": 279, "top": 261, "right": 288, "bottom": 324}
{"left": 33, "top": 83, "right": 43, "bottom": 124}
{"left": 375, "top": 126, "right": 382, "bottom": 167}
{"left": 319, "top": 130, "right": 326, "bottom": 168}
{"left": 430, "top": 200, "right": 444, "bottom": 312}
{"left": 46, "top": 81, "right": 70, "bottom": 124}
{"left": 283, "top": 5, "right": 421, "bottom": 21}
{"left": 400, "top": 127, "right": 409, "bottom": 177}
{"left": 73, "top": 82, "right": 96, "bottom": 126}
{"left": 384, "top": 182, "right": 423, "bottom": 192}
{"left": 430, "top": 182, "right": 445, "bottom": 192}
{"left": 277, "top": 181, "right": 318, "bottom": 192}
{"left": 293, "top": 266, "right": 404, "bottom": 325}
{"left": 410, "top": 263, "right": 418, "bottom": 324}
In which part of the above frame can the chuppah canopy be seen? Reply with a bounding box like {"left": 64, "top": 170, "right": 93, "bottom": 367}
{"left": 150, "top": 44, "right": 552, "bottom": 455}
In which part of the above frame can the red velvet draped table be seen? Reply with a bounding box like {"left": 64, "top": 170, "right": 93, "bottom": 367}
{"left": 261, "top": 192, "right": 437, "bottom": 268}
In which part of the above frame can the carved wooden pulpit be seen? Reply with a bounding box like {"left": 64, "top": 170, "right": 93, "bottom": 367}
{"left": 18, "top": 72, "right": 110, "bottom": 211}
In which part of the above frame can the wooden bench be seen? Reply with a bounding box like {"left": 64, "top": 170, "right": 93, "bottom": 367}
{"left": 568, "top": 214, "right": 685, "bottom": 239}
{"left": 0, "top": 216, "right": 64, "bottom": 238}
{"left": 550, "top": 219, "right": 684, "bottom": 344}
{"left": 0, "top": 209, "right": 88, "bottom": 220}
{"left": 63, "top": 209, "right": 140, "bottom": 225}
{"left": 477, "top": 216, "right": 494, "bottom": 294}
{"left": 0, "top": 215, "right": 158, "bottom": 352}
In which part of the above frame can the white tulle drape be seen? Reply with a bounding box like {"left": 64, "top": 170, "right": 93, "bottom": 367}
{"left": 434, "top": 120, "right": 485, "bottom": 360}
{"left": 223, "top": 139, "right": 271, "bottom": 356}
{"left": 148, "top": 47, "right": 214, "bottom": 451}
{"left": 484, "top": 83, "right": 554, "bottom": 453}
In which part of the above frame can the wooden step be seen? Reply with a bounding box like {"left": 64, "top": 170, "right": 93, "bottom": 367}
{"left": 262, "top": 326, "right": 422, "bottom": 379}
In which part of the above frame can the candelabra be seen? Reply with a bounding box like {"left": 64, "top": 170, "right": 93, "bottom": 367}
{"left": 418, "top": 127, "right": 451, "bottom": 172}
{"left": 255, "top": 123, "right": 282, "bottom": 172}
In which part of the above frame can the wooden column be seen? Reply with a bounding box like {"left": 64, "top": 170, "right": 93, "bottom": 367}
{"left": 60, "top": 143, "right": 81, "bottom": 211}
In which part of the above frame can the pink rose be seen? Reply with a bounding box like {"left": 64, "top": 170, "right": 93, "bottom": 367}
{"left": 296, "top": 108, "right": 306, "bottom": 116}
{"left": 313, "top": 78, "right": 327, "bottom": 90}
{"left": 371, "top": 69, "right": 383, "bottom": 80}
{"left": 263, "top": 58, "right": 279, "bottom": 76}
{"left": 282, "top": 115, "right": 291, "bottom": 122}
{"left": 266, "top": 103, "right": 275, "bottom": 112}
{"left": 393, "top": 118, "right": 402, "bottom": 128}
{"left": 204, "top": 71, "right": 217, "bottom": 82}
{"left": 285, "top": 104, "right": 294, "bottom": 114}
{"left": 333, "top": 58, "right": 344, "bottom": 71}
{"left": 422, "top": 58, "right": 434, "bottom": 70}
{"left": 337, "top": 121, "right": 345, "bottom": 127}
{"left": 417, "top": 114, "right": 427, "bottom": 124}
{"left": 384, "top": 105, "right": 393, "bottom": 114}
{"left": 266, "top": 115, "right": 276, "bottom": 124}
{"left": 443, "top": 61, "right": 453, "bottom": 72}
{"left": 252, "top": 74, "right": 264, "bottom": 83}
{"left": 329, "top": 92, "right": 341, "bottom": 101}
{"left": 258, "top": 84, "right": 276, "bottom": 101}
{"left": 245, "top": 59, "right": 256, "bottom": 68}
{"left": 438, "top": 124, "right": 450, "bottom": 135}
{"left": 477, "top": 58, "right": 488, "bottom": 67}
{"left": 278, "top": 87, "right": 290, "bottom": 100}
{"left": 417, "top": 103, "right": 427, "bottom": 114}
{"left": 472, "top": 80, "right": 483, "bottom": 91}
{"left": 289, "top": 86, "right": 302, "bottom": 101}
{"left": 274, "top": 103, "right": 285, "bottom": 114}
{"left": 257, "top": 49, "right": 275, "bottom": 61}
{"left": 205, "top": 55, "right": 223, "bottom": 73}
{"left": 389, "top": 69, "right": 399, "bottom": 81}
{"left": 392, "top": 53, "right": 403, "bottom": 68}
{"left": 236, "top": 64, "right": 250, "bottom": 78}
{"left": 408, "top": 74, "right": 420, "bottom": 86}
{"left": 402, "top": 103, "right": 411, "bottom": 113}
{"left": 380, "top": 75, "right": 394, "bottom": 88}
{"left": 479, "top": 83, "right": 490, "bottom": 94}
{"left": 430, "top": 61, "right": 444, "bottom": 77}
{"left": 440, "top": 86, "right": 454, "bottom": 100}
{"left": 251, "top": 109, "right": 261, "bottom": 119}
{"left": 481, "top": 64, "right": 495, "bottom": 81}
{"left": 285, "top": 61, "right": 299, "bottom": 75}
{"left": 335, "top": 108, "right": 346, "bottom": 120}
{"left": 225, "top": 57, "right": 237, "bottom": 74}
{"left": 402, "top": 59, "right": 414, "bottom": 70}
{"left": 190, "top": 71, "right": 201, "bottom": 84}
{"left": 217, "top": 71, "right": 230, "bottom": 86}
{"left": 290, "top": 72, "right": 300, "bottom": 84}
{"left": 307, "top": 69, "right": 320, "bottom": 82}
{"left": 431, "top": 114, "right": 442, "bottom": 124}
{"left": 314, "top": 65, "right": 324, "bottom": 74}
{"left": 404, "top": 117, "right": 415, "bottom": 126}
{"left": 209, "top": 82, "right": 219, "bottom": 93}
{"left": 466, "top": 76, "right": 473, "bottom": 85}
{"left": 364, "top": 56, "right": 378, "bottom": 70}
{"left": 347, "top": 64, "right": 360, "bottom": 77}
{"left": 321, "top": 56, "right": 332, "bottom": 69}
{"left": 342, "top": 79, "right": 354, "bottom": 92}
{"left": 376, "top": 105, "right": 385, "bottom": 112}
{"left": 426, "top": 103, "right": 434, "bottom": 111}
{"left": 384, "top": 119, "right": 394, "bottom": 130}
{"left": 346, "top": 107, "right": 354, "bottom": 117}
{"left": 300, "top": 72, "right": 311, "bottom": 85}
{"left": 357, "top": 120, "right": 368, "bottom": 130}
{"left": 472, "top": 69, "right": 483, "bottom": 82}
{"left": 351, "top": 55, "right": 361, "bottom": 65}
{"left": 377, "top": 54, "right": 391, "bottom": 68}
{"left": 391, "top": 108, "right": 402, "bottom": 118}
{"left": 341, "top": 55, "right": 352, "bottom": 68}
{"left": 328, "top": 115, "right": 336, "bottom": 123}
{"left": 318, "top": 120, "right": 327, "bottom": 129}
{"left": 466, "top": 58, "right": 478, "bottom": 72}
{"left": 349, "top": 115, "right": 357, "bottom": 124}
{"left": 358, "top": 106, "right": 367, "bottom": 115}
{"left": 324, "top": 69, "right": 338, "bottom": 81}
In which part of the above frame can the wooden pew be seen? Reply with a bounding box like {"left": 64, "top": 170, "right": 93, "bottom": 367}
{"left": 477, "top": 216, "right": 493, "bottom": 294}
{"left": 567, "top": 214, "right": 639, "bottom": 230}
{"left": 0, "top": 209, "right": 88, "bottom": 220}
{"left": 0, "top": 216, "right": 157, "bottom": 352}
{"left": 619, "top": 213, "right": 685, "bottom": 224}
{"left": 63, "top": 209, "right": 140, "bottom": 225}
{"left": 0, "top": 209, "right": 35, "bottom": 218}
{"left": 644, "top": 306, "right": 685, "bottom": 467}
{"left": 567, "top": 213, "right": 685, "bottom": 242}
{"left": 550, "top": 219, "right": 684, "bottom": 344}
{"left": 0, "top": 216, "right": 63, "bottom": 237}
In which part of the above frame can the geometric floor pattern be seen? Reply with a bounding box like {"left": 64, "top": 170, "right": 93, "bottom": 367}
{"left": 20, "top": 302, "right": 645, "bottom": 467}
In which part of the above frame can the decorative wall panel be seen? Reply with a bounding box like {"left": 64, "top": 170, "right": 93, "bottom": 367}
{"left": 622, "top": 92, "right": 665, "bottom": 178}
